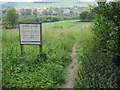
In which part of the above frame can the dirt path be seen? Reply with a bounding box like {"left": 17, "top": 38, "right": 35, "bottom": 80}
{"left": 62, "top": 44, "right": 77, "bottom": 88}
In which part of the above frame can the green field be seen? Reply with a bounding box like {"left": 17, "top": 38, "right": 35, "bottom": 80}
{"left": 2, "top": 20, "right": 92, "bottom": 88}
{"left": 17, "top": 2, "right": 95, "bottom": 8}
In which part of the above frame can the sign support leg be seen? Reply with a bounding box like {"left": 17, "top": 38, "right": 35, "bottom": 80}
{"left": 20, "top": 45, "right": 25, "bottom": 55}
{"left": 39, "top": 45, "right": 42, "bottom": 53}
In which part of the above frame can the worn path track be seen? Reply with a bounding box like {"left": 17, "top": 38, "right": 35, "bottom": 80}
{"left": 62, "top": 44, "right": 77, "bottom": 88}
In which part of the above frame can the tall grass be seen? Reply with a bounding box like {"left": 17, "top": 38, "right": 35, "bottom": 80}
{"left": 2, "top": 20, "right": 90, "bottom": 88}
{"left": 0, "top": 28, "right": 2, "bottom": 89}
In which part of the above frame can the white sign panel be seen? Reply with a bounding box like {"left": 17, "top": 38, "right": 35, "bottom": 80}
{"left": 20, "top": 23, "right": 41, "bottom": 45}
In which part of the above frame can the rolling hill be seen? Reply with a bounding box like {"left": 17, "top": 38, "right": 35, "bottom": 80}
{"left": 34, "top": 0, "right": 82, "bottom": 2}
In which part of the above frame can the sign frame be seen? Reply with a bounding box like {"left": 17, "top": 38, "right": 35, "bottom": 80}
{"left": 19, "top": 22, "right": 42, "bottom": 55}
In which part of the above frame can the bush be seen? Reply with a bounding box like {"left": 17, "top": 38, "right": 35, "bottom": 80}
{"left": 3, "top": 7, "right": 19, "bottom": 29}
{"left": 75, "top": 2, "right": 120, "bottom": 88}
{"left": 79, "top": 11, "right": 94, "bottom": 22}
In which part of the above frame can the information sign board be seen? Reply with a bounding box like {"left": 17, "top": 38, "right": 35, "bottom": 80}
{"left": 19, "top": 23, "right": 42, "bottom": 45}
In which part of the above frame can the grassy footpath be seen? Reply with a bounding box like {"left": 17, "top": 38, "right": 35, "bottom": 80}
{"left": 2, "top": 20, "right": 91, "bottom": 88}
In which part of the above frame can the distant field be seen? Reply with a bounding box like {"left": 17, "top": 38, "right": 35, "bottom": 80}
{"left": 16, "top": 2, "right": 95, "bottom": 8}
{"left": 43, "top": 20, "right": 91, "bottom": 28}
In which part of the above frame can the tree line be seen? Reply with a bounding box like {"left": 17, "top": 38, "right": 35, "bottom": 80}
{"left": 2, "top": 7, "right": 94, "bottom": 29}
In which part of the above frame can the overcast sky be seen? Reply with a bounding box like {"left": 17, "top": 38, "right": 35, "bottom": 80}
{"left": 0, "top": 0, "right": 114, "bottom": 2}
{"left": 0, "top": 0, "right": 96, "bottom": 2}
{"left": 0, "top": 0, "right": 42, "bottom": 2}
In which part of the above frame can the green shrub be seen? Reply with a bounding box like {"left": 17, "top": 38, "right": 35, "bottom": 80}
{"left": 75, "top": 2, "right": 120, "bottom": 88}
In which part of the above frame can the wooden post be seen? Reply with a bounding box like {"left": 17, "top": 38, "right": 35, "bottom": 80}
{"left": 40, "top": 23, "right": 42, "bottom": 53}
{"left": 39, "top": 45, "right": 42, "bottom": 53}
{"left": 20, "top": 45, "right": 25, "bottom": 55}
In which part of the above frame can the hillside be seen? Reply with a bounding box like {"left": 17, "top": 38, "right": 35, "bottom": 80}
{"left": 2, "top": 2, "right": 96, "bottom": 8}
{"left": 35, "top": 0, "right": 82, "bottom": 2}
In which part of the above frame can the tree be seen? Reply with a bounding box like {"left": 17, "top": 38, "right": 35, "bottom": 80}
{"left": 42, "top": 10, "right": 48, "bottom": 15}
{"left": 47, "top": 10, "right": 53, "bottom": 15}
{"left": 20, "top": 9, "right": 25, "bottom": 16}
{"left": 79, "top": 11, "right": 94, "bottom": 21}
{"left": 33, "top": 9, "right": 38, "bottom": 15}
{"left": 42, "top": 10, "right": 53, "bottom": 15}
{"left": 25, "top": 9, "right": 32, "bottom": 16}
{"left": 80, "top": 11, "right": 88, "bottom": 19}
{"left": 4, "top": 7, "right": 19, "bottom": 29}
{"left": 21, "top": 9, "right": 32, "bottom": 16}
{"left": 57, "top": 9, "right": 64, "bottom": 14}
